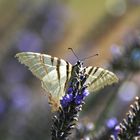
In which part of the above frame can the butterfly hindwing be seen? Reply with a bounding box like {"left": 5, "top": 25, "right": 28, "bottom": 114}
{"left": 85, "top": 66, "right": 118, "bottom": 92}
{"left": 15, "top": 52, "right": 72, "bottom": 111}
{"left": 41, "top": 66, "right": 72, "bottom": 111}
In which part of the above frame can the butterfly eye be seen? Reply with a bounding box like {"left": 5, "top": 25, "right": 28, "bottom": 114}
{"left": 77, "top": 61, "right": 81, "bottom": 65}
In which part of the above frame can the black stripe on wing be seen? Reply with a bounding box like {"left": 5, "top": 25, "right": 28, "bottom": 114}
{"left": 64, "top": 61, "right": 71, "bottom": 91}
{"left": 56, "top": 58, "right": 61, "bottom": 82}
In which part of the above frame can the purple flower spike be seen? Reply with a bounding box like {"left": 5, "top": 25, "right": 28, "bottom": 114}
{"left": 60, "top": 97, "right": 68, "bottom": 107}
{"left": 60, "top": 93, "right": 74, "bottom": 107}
{"left": 75, "top": 89, "right": 89, "bottom": 105}
{"left": 82, "top": 89, "right": 89, "bottom": 97}
{"left": 65, "top": 94, "right": 73, "bottom": 102}
{"left": 68, "top": 93, "right": 74, "bottom": 102}
{"left": 75, "top": 94, "right": 83, "bottom": 105}
{"left": 67, "top": 87, "right": 73, "bottom": 94}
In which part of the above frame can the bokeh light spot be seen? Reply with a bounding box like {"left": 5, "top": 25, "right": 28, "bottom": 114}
{"left": 106, "top": 0, "right": 127, "bottom": 17}
{"left": 106, "top": 117, "right": 118, "bottom": 129}
{"left": 118, "top": 81, "right": 138, "bottom": 102}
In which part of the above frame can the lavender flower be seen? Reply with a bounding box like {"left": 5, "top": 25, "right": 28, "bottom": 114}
{"left": 60, "top": 88, "right": 89, "bottom": 108}
{"left": 110, "top": 96, "right": 140, "bottom": 140}
{"left": 60, "top": 93, "right": 73, "bottom": 107}
{"left": 75, "top": 89, "right": 89, "bottom": 105}
{"left": 51, "top": 66, "right": 89, "bottom": 140}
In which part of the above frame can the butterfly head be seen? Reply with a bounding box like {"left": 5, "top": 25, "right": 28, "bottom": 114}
{"left": 76, "top": 60, "right": 83, "bottom": 68}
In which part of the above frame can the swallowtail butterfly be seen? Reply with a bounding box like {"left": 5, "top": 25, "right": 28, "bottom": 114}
{"left": 15, "top": 52, "right": 118, "bottom": 111}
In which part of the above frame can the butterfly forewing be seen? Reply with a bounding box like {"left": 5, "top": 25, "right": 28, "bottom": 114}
{"left": 85, "top": 66, "right": 118, "bottom": 92}
{"left": 15, "top": 52, "right": 68, "bottom": 80}
{"left": 15, "top": 52, "right": 72, "bottom": 111}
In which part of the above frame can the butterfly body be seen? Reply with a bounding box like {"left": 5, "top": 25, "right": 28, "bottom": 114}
{"left": 15, "top": 52, "right": 118, "bottom": 111}
{"left": 67, "top": 60, "right": 85, "bottom": 90}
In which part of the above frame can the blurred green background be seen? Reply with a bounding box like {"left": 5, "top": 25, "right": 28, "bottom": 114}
{"left": 0, "top": 0, "right": 140, "bottom": 139}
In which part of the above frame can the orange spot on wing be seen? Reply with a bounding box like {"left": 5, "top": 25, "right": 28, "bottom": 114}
{"left": 48, "top": 94, "right": 60, "bottom": 112}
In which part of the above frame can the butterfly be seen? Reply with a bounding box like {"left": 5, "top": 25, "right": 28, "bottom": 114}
{"left": 15, "top": 52, "right": 118, "bottom": 111}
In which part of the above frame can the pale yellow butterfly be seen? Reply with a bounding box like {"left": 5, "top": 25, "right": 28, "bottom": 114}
{"left": 15, "top": 52, "right": 118, "bottom": 111}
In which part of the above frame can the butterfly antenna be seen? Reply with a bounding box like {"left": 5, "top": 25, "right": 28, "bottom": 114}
{"left": 68, "top": 48, "right": 79, "bottom": 60}
{"left": 81, "top": 53, "right": 99, "bottom": 61}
